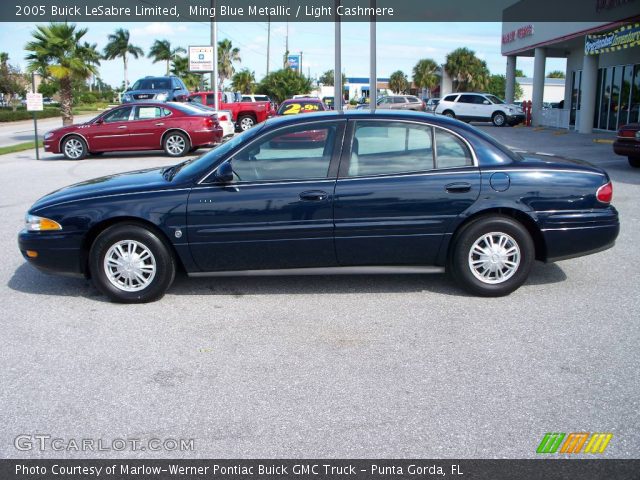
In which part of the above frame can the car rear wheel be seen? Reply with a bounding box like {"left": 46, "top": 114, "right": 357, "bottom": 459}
{"left": 443, "top": 110, "right": 456, "bottom": 119}
{"left": 628, "top": 156, "right": 640, "bottom": 168}
{"left": 449, "top": 216, "right": 534, "bottom": 297}
{"left": 492, "top": 112, "right": 507, "bottom": 127}
{"left": 238, "top": 115, "right": 256, "bottom": 131}
{"left": 62, "top": 136, "right": 87, "bottom": 160}
{"left": 89, "top": 224, "right": 176, "bottom": 303}
{"left": 163, "top": 131, "right": 190, "bottom": 157}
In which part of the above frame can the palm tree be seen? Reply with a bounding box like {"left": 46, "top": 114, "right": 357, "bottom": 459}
{"left": 170, "top": 55, "right": 201, "bottom": 91}
{"left": 231, "top": 69, "right": 255, "bottom": 94}
{"left": 103, "top": 28, "right": 143, "bottom": 88}
{"left": 25, "top": 23, "right": 99, "bottom": 125}
{"left": 412, "top": 59, "right": 439, "bottom": 98}
{"left": 148, "top": 40, "right": 185, "bottom": 76}
{"left": 444, "top": 47, "right": 489, "bottom": 92}
{"left": 389, "top": 70, "right": 409, "bottom": 94}
{"left": 217, "top": 39, "right": 240, "bottom": 87}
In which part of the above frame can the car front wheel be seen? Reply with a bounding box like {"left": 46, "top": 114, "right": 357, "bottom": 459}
{"left": 89, "top": 224, "right": 176, "bottom": 303}
{"left": 62, "top": 136, "right": 87, "bottom": 160}
{"left": 628, "top": 156, "right": 640, "bottom": 168}
{"left": 492, "top": 112, "right": 507, "bottom": 127}
{"left": 449, "top": 216, "right": 534, "bottom": 297}
{"left": 443, "top": 110, "right": 456, "bottom": 119}
{"left": 163, "top": 131, "right": 190, "bottom": 157}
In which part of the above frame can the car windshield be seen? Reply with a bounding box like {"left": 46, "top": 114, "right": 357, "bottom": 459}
{"left": 131, "top": 78, "right": 171, "bottom": 90}
{"left": 169, "top": 124, "right": 266, "bottom": 181}
{"left": 486, "top": 95, "right": 505, "bottom": 105}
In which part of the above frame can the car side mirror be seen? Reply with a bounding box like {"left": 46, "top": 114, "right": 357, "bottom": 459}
{"left": 215, "top": 162, "right": 234, "bottom": 183}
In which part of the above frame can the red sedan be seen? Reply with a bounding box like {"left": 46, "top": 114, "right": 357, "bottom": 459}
{"left": 44, "top": 102, "right": 223, "bottom": 160}
{"left": 613, "top": 123, "right": 640, "bottom": 168}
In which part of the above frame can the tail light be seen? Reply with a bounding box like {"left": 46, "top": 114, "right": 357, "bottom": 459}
{"left": 219, "top": 114, "right": 228, "bottom": 122}
{"left": 617, "top": 129, "right": 635, "bottom": 138}
{"left": 203, "top": 117, "right": 215, "bottom": 128}
{"left": 596, "top": 181, "right": 613, "bottom": 204}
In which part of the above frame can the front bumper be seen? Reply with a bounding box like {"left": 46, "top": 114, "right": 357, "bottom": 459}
{"left": 18, "top": 230, "right": 85, "bottom": 277}
{"left": 507, "top": 113, "right": 525, "bottom": 125}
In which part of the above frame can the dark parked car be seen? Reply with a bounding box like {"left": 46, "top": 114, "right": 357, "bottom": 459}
{"left": 43, "top": 102, "right": 223, "bottom": 159}
{"left": 20, "top": 111, "right": 619, "bottom": 303}
{"left": 121, "top": 76, "right": 190, "bottom": 103}
{"left": 613, "top": 123, "right": 640, "bottom": 167}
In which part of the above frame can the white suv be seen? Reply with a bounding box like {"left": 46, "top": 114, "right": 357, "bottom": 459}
{"left": 435, "top": 93, "right": 524, "bottom": 127}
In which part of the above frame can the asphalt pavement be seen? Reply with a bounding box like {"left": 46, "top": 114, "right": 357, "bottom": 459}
{"left": 0, "top": 129, "right": 638, "bottom": 459}
{"left": 0, "top": 114, "right": 96, "bottom": 147}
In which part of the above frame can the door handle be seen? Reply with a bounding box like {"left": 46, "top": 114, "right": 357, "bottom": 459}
{"left": 117, "top": 125, "right": 127, "bottom": 129}
{"left": 445, "top": 182, "right": 472, "bottom": 193}
{"left": 155, "top": 122, "right": 165, "bottom": 126}
{"left": 299, "top": 190, "right": 328, "bottom": 201}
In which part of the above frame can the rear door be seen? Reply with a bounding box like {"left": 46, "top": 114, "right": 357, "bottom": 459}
{"left": 187, "top": 120, "right": 345, "bottom": 272}
{"left": 127, "top": 105, "right": 170, "bottom": 149}
{"left": 334, "top": 120, "right": 480, "bottom": 266}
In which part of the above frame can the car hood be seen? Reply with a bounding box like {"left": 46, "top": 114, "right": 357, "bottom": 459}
{"left": 30, "top": 167, "right": 173, "bottom": 212}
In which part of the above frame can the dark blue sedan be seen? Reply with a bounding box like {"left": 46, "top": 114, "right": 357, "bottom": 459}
{"left": 18, "top": 111, "right": 620, "bottom": 303}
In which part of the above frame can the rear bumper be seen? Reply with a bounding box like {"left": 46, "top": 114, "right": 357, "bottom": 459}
{"left": 539, "top": 207, "right": 619, "bottom": 262}
{"left": 18, "top": 230, "right": 85, "bottom": 277}
{"left": 613, "top": 139, "right": 640, "bottom": 157}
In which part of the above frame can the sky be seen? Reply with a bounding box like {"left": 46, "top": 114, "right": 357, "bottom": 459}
{"left": 0, "top": 21, "right": 566, "bottom": 89}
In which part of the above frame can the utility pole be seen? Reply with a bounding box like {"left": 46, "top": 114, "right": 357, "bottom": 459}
{"left": 334, "top": 0, "right": 342, "bottom": 111}
{"left": 370, "top": 0, "right": 376, "bottom": 112}
{"left": 266, "top": 17, "right": 270, "bottom": 75}
{"left": 210, "top": 0, "right": 219, "bottom": 110}
{"left": 299, "top": 51, "right": 303, "bottom": 76}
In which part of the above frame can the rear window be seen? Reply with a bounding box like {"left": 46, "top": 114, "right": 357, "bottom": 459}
{"left": 277, "top": 101, "right": 324, "bottom": 115}
{"left": 131, "top": 78, "right": 171, "bottom": 90}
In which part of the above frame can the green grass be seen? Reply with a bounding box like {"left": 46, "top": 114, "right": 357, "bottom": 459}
{"left": 0, "top": 140, "right": 43, "bottom": 156}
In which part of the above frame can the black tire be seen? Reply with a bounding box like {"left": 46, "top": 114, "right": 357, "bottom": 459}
{"left": 492, "top": 111, "right": 507, "bottom": 127}
{"left": 628, "top": 156, "right": 640, "bottom": 168}
{"left": 89, "top": 224, "right": 176, "bottom": 303}
{"left": 61, "top": 135, "right": 87, "bottom": 160}
{"left": 448, "top": 215, "right": 534, "bottom": 297}
{"left": 443, "top": 110, "right": 456, "bottom": 119}
{"left": 163, "top": 131, "right": 190, "bottom": 157}
{"left": 237, "top": 115, "right": 256, "bottom": 131}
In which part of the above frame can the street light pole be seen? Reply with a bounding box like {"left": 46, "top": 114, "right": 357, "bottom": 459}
{"left": 210, "top": 0, "right": 219, "bottom": 111}
{"left": 334, "top": 0, "right": 342, "bottom": 112}
{"left": 369, "top": 0, "right": 376, "bottom": 113}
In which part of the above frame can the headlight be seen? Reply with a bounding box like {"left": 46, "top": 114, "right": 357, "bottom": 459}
{"left": 44, "top": 132, "right": 53, "bottom": 140}
{"left": 156, "top": 92, "right": 168, "bottom": 101}
{"left": 25, "top": 214, "right": 62, "bottom": 232}
{"left": 122, "top": 94, "right": 132, "bottom": 102}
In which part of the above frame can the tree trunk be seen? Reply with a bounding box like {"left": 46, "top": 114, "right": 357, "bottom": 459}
{"left": 123, "top": 54, "right": 128, "bottom": 88}
{"left": 59, "top": 76, "right": 73, "bottom": 126}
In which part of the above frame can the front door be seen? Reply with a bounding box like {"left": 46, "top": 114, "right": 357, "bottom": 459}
{"left": 87, "top": 106, "right": 133, "bottom": 151}
{"left": 128, "top": 105, "right": 169, "bottom": 149}
{"left": 187, "top": 120, "right": 345, "bottom": 272}
{"left": 334, "top": 120, "right": 480, "bottom": 266}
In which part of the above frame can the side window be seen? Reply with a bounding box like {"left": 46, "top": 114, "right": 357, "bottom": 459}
{"left": 206, "top": 94, "right": 215, "bottom": 105}
{"left": 162, "top": 108, "right": 172, "bottom": 117}
{"left": 458, "top": 94, "right": 476, "bottom": 104}
{"left": 348, "top": 121, "right": 434, "bottom": 177}
{"left": 241, "top": 96, "right": 252, "bottom": 102}
{"left": 229, "top": 123, "right": 338, "bottom": 182}
{"left": 103, "top": 107, "right": 132, "bottom": 123}
{"left": 190, "top": 95, "right": 203, "bottom": 104}
{"left": 475, "top": 95, "right": 490, "bottom": 104}
{"left": 443, "top": 95, "right": 458, "bottom": 102}
{"left": 135, "top": 106, "right": 163, "bottom": 120}
{"left": 434, "top": 129, "right": 474, "bottom": 168}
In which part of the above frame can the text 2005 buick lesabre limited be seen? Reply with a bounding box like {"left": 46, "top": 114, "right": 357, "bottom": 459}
{"left": 19, "top": 111, "right": 619, "bottom": 303}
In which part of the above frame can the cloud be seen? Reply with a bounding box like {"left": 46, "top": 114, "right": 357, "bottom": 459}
{"left": 131, "top": 23, "right": 188, "bottom": 37}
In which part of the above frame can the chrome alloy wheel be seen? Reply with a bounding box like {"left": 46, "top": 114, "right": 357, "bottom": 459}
{"left": 239, "top": 117, "right": 254, "bottom": 130}
{"left": 103, "top": 240, "right": 157, "bottom": 292}
{"left": 166, "top": 134, "right": 186, "bottom": 155}
{"left": 468, "top": 232, "right": 520, "bottom": 284}
{"left": 64, "top": 138, "right": 84, "bottom": 159}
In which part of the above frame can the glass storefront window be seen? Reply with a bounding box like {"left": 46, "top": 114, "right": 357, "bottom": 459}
{"left": 608, "top": 66, "right": 622, "bottom": 130}
{"left": 599, "top": 67, "right": 612, "bottom": 130}
{"left": 619, "top": 65, "right": 633, "bottom": 126}
{"left": 631, "top": 65, "right": 640, "bottom": 124}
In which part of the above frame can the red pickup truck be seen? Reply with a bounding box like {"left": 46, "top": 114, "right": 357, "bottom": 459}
{"left": 187, "top": 92, "right": 271, "bottom": 131}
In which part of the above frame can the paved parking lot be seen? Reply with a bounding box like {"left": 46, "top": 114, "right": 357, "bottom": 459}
{"left": 1, "top": 127, "right": 639, "bottom": 458}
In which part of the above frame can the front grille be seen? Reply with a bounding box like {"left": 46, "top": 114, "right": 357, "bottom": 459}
{"left": 133, "top": 94, "right": 154, "bottom": 100}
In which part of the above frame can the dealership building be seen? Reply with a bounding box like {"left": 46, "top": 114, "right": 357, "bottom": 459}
{"left": 502, "top": 0, "right": 639, "bottom": 133}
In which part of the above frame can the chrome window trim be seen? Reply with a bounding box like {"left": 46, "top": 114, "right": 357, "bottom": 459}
{"left": 337, "top": 168, "right": 479, "bottom": 182}
{"left": 480, "top": 168, "right": 605, "bottom": 177}
{"left": 197, "top": 119, "right": 347, "bottom": 185}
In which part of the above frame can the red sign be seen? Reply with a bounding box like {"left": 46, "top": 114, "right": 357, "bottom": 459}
{"left": 502, "top": 24, "right": 534, "bottom": 44}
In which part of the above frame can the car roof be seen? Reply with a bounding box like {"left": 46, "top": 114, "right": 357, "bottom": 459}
{"left": 262, "top": 109, "right": 470, "bottom": 130}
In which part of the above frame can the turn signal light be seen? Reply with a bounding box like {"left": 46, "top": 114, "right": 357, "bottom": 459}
{"left": 596, "top": 181, "right": 613, "bottom": 204}
{"left": 617, "top": 129, "right": 637, "bottom": 138}
{"left": 26, "top": 250, "right": 38, "bottom": 258}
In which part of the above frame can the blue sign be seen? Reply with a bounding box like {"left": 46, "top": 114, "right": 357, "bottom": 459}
{"left": 287, "top": 55, "right": 300, "bottom": 72}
